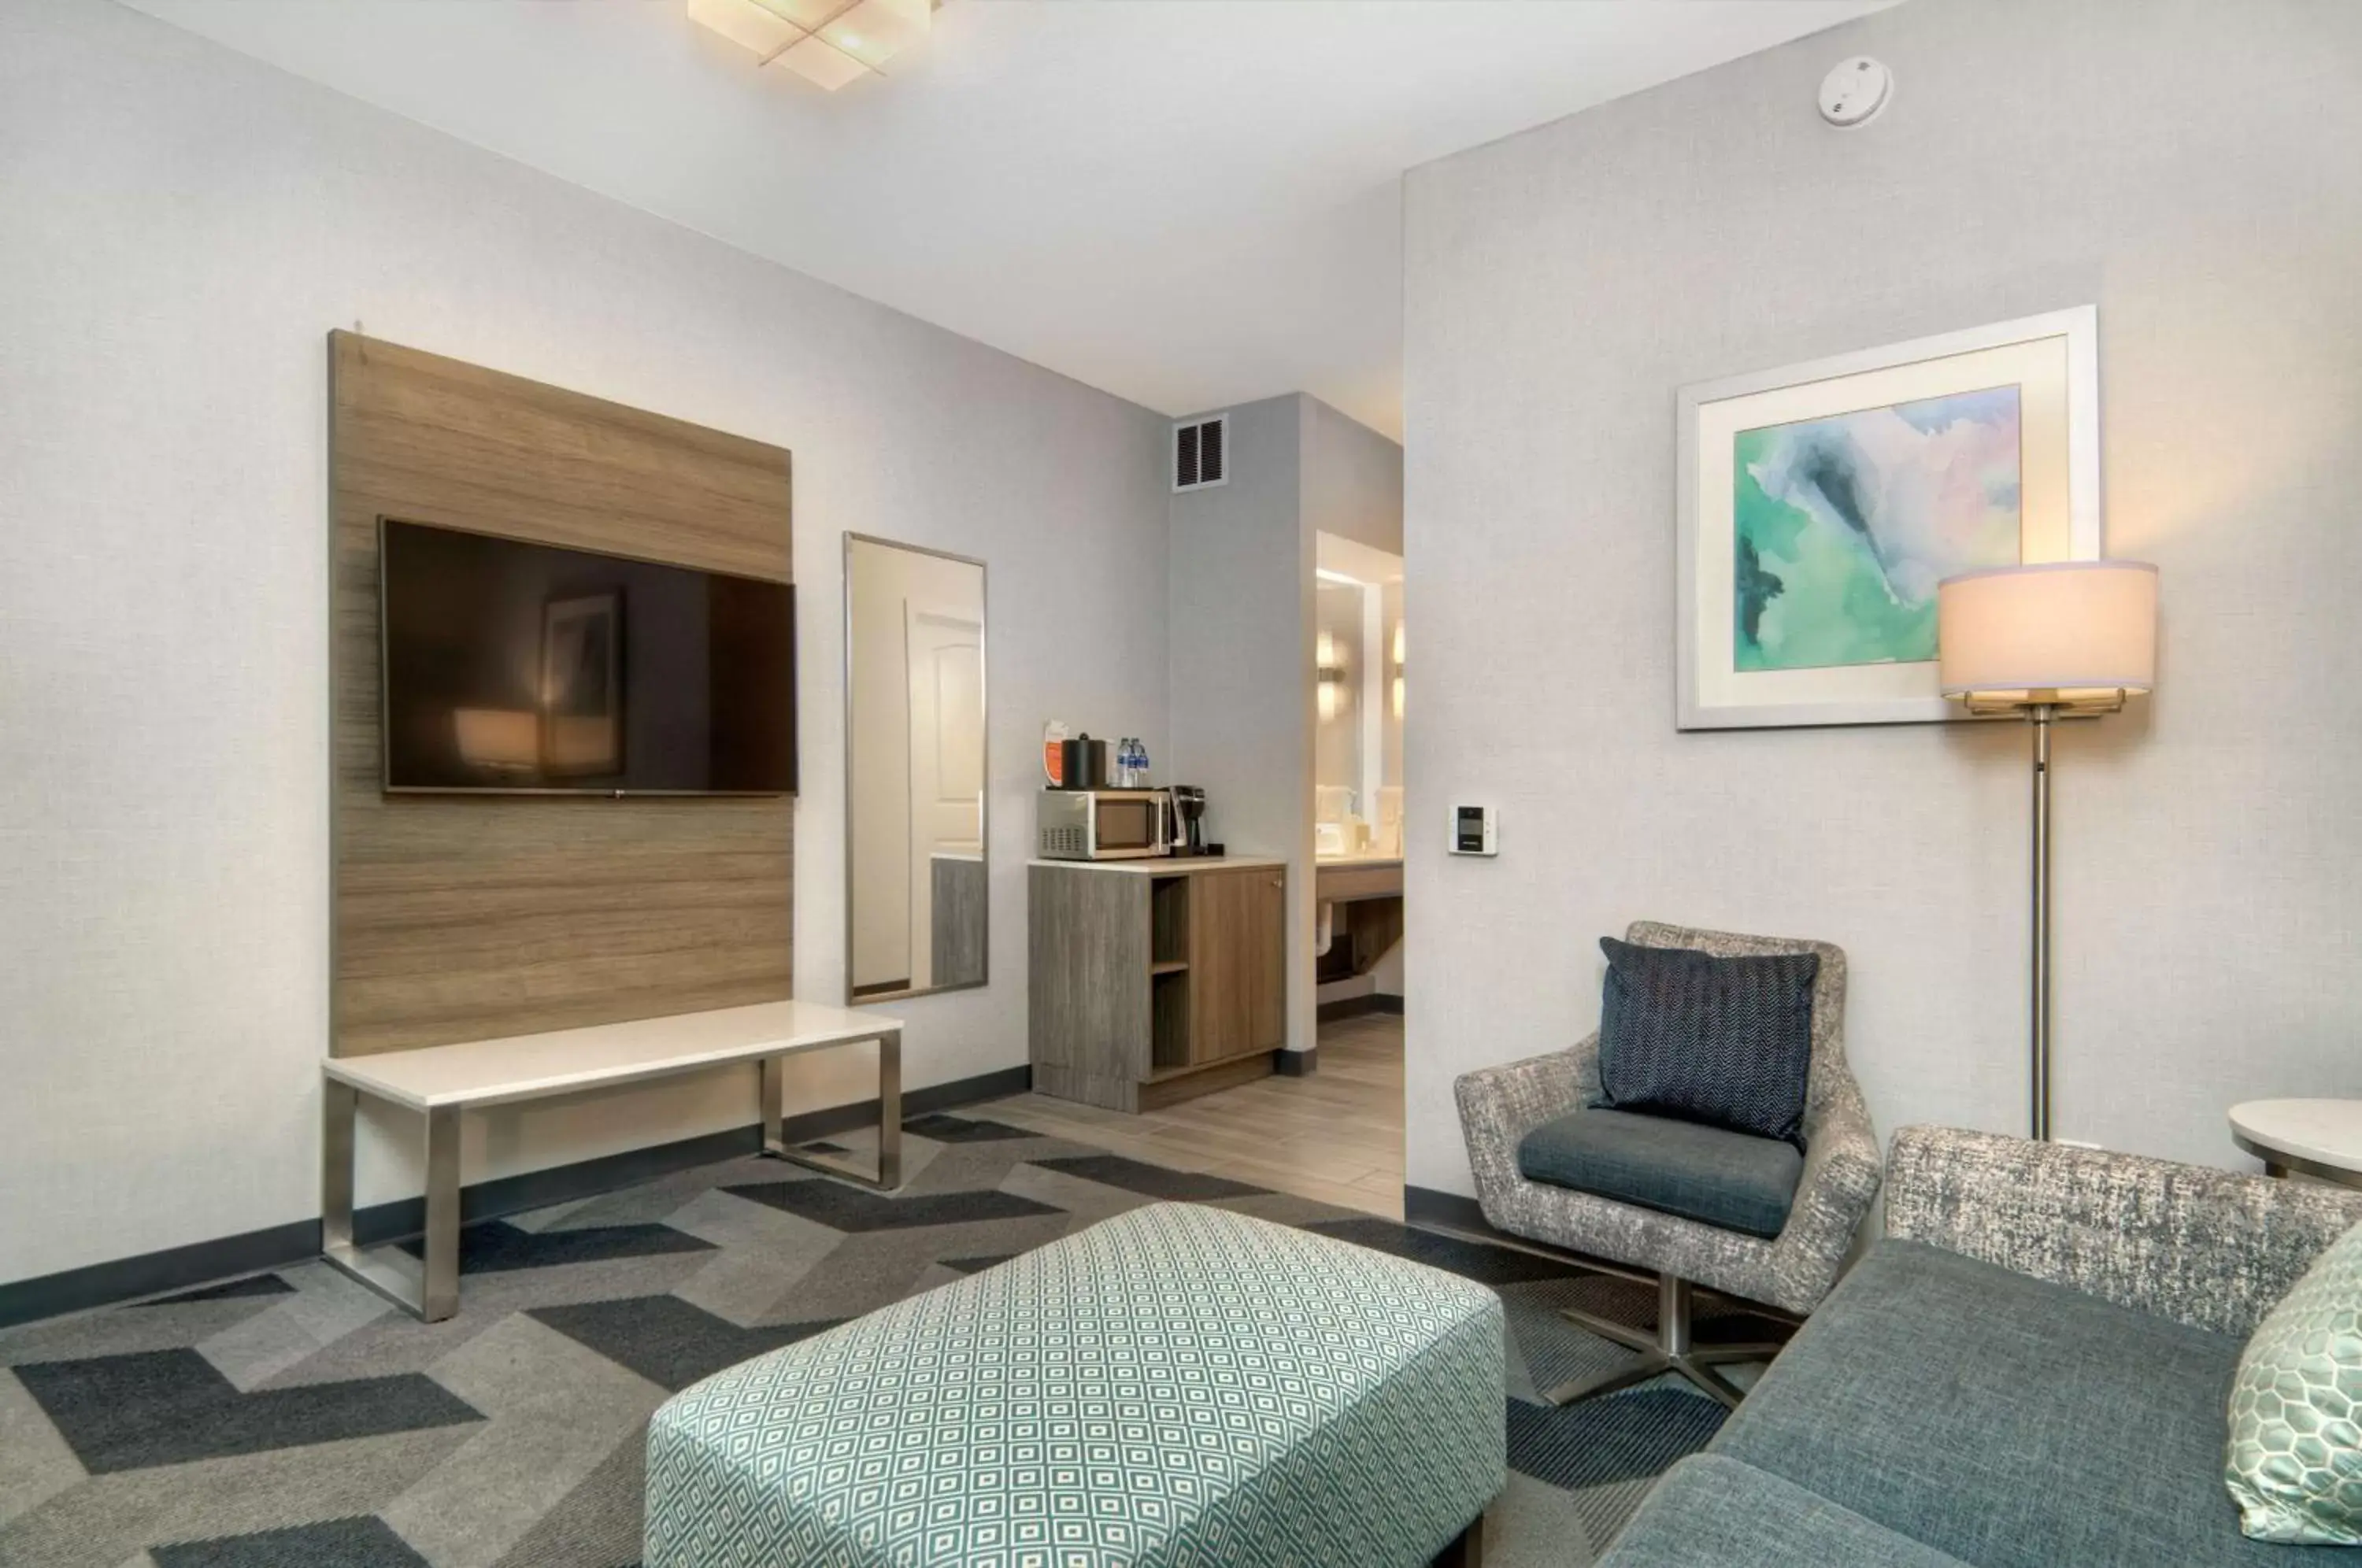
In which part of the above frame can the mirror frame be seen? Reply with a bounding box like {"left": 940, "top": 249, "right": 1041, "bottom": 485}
{"left": 842, "top": 531, "right": 990, "bottom": 1005}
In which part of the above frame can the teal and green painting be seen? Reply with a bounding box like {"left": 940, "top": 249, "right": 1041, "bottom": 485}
{"left": 1734, "top": 386, "right": 2022, "bottom": 671}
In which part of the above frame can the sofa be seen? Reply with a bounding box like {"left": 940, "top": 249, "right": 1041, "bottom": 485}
{"left": 1601, "top": 1125, "right": 2362, "bottom": 1567}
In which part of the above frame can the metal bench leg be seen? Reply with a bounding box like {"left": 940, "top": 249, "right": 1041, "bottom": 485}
{"left": 763, "top": 1030, "right": 905, "bottom": 1191}
{"left": 420, "top": 1105, "right": 461, "bottom": 1322}
{"left": 322, "top": 1079, "right": 357, "bottom": 1263}
{"left": 320, "top": 1091, "right": 464, "bottom": 1323}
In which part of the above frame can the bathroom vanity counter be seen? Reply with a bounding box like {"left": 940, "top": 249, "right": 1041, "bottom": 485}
{"left": 1027, "top": 855, "right": 1287, "bottom": 876}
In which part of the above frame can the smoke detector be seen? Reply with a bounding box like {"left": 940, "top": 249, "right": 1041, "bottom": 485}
{"left": 1819, "top": 57, "right": 1892, "bottom": 128}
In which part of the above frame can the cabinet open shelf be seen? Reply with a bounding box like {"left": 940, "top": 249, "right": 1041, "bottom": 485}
{"left": 1150, "top": 876, "right": 1190, "bottom": 967}
{"left": 1149, "top": 959, "right": 1189, "bottom": 975}
{"left": 1150, "top": 966, "right": 1191, "bottom": 1071}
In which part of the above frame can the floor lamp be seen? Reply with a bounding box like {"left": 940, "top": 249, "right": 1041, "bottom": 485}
{"left": 1937, "top": 560, "right": 2159, "bottom": 1141}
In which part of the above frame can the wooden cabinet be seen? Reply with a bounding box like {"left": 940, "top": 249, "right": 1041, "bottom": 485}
{"left": 1030, "top": 859, "right": 1288, "bottom": 1112}
{"left": 1188, "top": 866, "right": 1285, "bottom": 1064}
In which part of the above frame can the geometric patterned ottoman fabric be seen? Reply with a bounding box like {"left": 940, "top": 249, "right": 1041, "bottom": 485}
{"left": 645, "top": 1201, "right": 1505, "bottom": 1568}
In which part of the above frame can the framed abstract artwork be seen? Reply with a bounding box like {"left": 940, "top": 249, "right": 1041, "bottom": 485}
{"left": 1675, "top": 306, "right": 2100, "bottom": 729}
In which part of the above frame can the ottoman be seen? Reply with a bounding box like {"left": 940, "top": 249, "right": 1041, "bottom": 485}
{"left": 644, "top": 1201, "right": 1504, "bottom": 1567}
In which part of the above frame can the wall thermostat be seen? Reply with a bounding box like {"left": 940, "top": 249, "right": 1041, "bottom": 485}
{"left": 1818, "top": 56, "right": 1892, "bottom": 128}
{"left": 1449, "top": 805, "right": 1498, "bottom": 856}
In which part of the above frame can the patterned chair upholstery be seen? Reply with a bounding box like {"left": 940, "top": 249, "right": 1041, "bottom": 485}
{"left": 1453, "top": 921, "right": 1882, "bottom": 1404}
{"left": 643, "top": 1201, "right": 1504, "bottom": 1568}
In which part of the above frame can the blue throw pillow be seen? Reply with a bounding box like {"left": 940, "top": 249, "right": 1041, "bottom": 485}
{"left": 1591, "top": 937, "right": 1817, "bottom": 1148}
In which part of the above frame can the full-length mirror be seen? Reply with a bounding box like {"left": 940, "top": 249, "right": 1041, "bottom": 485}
{"left": 846, "top": 534, "right": 988, "bottom": 1002}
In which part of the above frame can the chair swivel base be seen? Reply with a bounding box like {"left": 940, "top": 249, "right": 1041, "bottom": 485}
{"left": 1542, "top": 1273, "right": 1786, "bottom": 1411}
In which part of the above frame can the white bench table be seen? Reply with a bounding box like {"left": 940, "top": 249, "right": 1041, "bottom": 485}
{"left": 322, "top": 1000, "right": 904, "bottom": 1322}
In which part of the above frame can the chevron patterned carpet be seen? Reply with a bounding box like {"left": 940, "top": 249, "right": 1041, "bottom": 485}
{"left": 0, "top": 1113, "right": 1780, "bottom": 1567}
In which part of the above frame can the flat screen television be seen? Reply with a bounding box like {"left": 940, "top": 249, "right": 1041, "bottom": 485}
{"left": 379, "top": 518, "right": 796, "bottom": 795}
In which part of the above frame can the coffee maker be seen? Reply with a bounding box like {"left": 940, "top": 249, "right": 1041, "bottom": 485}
{"left": 1164, "top": 785, "right": 1209, "bottom": 857}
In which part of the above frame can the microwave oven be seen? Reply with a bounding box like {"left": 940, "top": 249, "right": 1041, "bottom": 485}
{"left": 1036, "top": 790, "right": 1169, "bottom": 860}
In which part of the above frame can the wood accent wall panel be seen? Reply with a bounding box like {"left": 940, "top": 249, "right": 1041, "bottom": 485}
{"left": 330, "top": 331, "right": 794, "bottom": 1057}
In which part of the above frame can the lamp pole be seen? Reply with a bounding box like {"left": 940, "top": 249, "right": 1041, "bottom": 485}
{"left": 1938, "top": 560, "right": 2157, "bottom": 1150}
{"left": 2028, "top": 702, "right": 2055, "bottom": 1142}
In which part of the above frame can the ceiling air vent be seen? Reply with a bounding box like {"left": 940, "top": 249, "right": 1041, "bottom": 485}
{"left": 1172, "top": 413, "right": 1228, "bottom": 494}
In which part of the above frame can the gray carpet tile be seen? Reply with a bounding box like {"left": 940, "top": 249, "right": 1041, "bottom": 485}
{"left": 137, "top": 1274, "right": 295, "bottom": 1308}
{"left": 721, "top": 1178, "right": 1064, "bottom": 1231}
{"left": 528, "top": 1296, "right": 842, "bottom": 1392}
{"left": 486, "top": 1416, "right": 648, "bottom": 1568}
{"left": 901, "top": 1114, "right": 1038, "bottom": 1143}
{"left": 150, "top": 1514, "right": 431, "bottom": 1567}
{"left": 939, "top": 1254, "right": 1016, "bottom": 1275}
{"left": 1028, "top": 1153, "right": 1270, "bottom": 1201}
{"left": 0, "top": 1130, "right": 1732, "bottom": 1564}
{"left": 1505, "top": 1389, "right": 1730, "bottom": 1492}
{"left": 12, "top": 1349, "right": 481, "bottom": 1474}
{"left": 1306, "top": 1216, "right": 1593, "bottom": 1287}
{"left": 396, "top": 1220, "right": 713, "bottom": 1274}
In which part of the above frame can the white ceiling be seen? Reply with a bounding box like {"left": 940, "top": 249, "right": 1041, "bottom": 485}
{"left": 117, "top": 0, "right": 1888, "bottom": 438}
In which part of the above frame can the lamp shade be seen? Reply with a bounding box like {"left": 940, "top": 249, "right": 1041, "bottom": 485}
{"left": 1938, "top": 560, "right": 2157, "bottom": 701}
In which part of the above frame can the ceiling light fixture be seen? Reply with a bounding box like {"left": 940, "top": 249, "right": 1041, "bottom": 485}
{"left": 687, "top": 0, "right": 935, "bottom": 91}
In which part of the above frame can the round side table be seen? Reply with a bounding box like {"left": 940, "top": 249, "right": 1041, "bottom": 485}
{"left": 2229, "top": 1099, "right": 2362, "bottom": 1188}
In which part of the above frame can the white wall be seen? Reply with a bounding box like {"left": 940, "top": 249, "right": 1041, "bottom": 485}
{"left": 1402, "top": 0, "right": 2362, "bottom": 1196}
{"left": 0, "top": 0, "right": 1169, "bottom": 1287}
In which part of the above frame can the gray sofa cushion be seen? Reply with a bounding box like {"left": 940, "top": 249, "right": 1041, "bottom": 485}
{"left": 1714, "top": 1239, "right": 2286, "bottom": 1568}
{"left": 1603, "top": 1454, "right": 1975, "bottom": 1568}
{"left": 1517, "top": 1108, "right": 1803, "bottom": 1239}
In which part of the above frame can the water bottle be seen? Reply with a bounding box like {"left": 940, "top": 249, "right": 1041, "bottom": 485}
{"left": 1119, "top": 738, "right": 1138, "bottom": 788}
{"left": 1134, "top": 738, "right": 1150, "bottom": 788}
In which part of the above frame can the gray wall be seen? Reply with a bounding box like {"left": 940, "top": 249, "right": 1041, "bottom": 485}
{"left": 1168, "top": 394, "right": 1404, "bottom": 1060}
{"left": 1403, "top": 0, "right": 2362, "bottom": 1196}
{"left": 1168, "top": 397, "right": 1316, "bottom": 1054}
{"left": 1304, "top": 396, "right": 1405, "bottom": 558}
{"left": 0, "top": 0, "right": 1170, "bottom": 1286}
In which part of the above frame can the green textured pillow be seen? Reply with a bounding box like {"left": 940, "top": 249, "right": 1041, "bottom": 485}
{"left": 2226, "top": 1219, "right": 2362, "bottom": 1544}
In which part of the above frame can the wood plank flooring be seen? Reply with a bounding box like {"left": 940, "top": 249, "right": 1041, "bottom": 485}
{"left": 983, "top": 1013, "right": 1406, "bottom": 1219}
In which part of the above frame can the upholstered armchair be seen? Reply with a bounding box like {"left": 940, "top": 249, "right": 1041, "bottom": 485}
{"left": 1453, "top": 920, "right": 1882, "bottom": 1407}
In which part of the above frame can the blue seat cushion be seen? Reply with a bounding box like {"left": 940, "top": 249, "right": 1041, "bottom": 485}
{"left": 1516, "top": 1107, "right": 1802, "bottom": 1239}
{"left": 1601, "top": 1454, "right": 1975, "bottom": 1568}
{"left": 1713, "top": 1239, "right": 2282, "bottom": 1568}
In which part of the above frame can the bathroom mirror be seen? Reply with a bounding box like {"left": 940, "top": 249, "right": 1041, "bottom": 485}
{"left": 845, "top": 534, "right": 987, "bottom": 1002}
{"left": 1314, "top": 533, "right": 1405, "bottom": 860}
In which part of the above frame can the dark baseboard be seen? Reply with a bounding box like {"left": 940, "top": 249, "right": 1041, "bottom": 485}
{"left": 0, "top": 1062, "right": 1032, "bottom": 1330}
{"left": 1316, "top": 992, "right": 1405, "bottom": 1024}
{"left": 1274, "top": 1048, "right": 1317, "bottom": 1077}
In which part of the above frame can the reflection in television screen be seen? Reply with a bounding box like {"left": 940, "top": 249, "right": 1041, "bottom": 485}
{"left": 379, "top": 519, "right": 796, "bottom": 794}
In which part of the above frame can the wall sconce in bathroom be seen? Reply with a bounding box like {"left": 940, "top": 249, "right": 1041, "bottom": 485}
{"left": 1316, "top": 631, "right": 1346, "bottom": 720}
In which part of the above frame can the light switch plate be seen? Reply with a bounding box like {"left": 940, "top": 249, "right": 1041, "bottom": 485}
{"left": 1449, "top": 804, "right": 1497, "bottom": 856}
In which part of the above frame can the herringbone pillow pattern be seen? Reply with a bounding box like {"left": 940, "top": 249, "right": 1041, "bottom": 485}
{"left": 1592, "top": 937, "right": 1818, "bottom": 1148}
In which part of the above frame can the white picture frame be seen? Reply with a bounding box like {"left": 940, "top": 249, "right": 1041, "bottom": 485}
{"left": 1675, "top": 305, "right": 2101, "bottom": 730}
